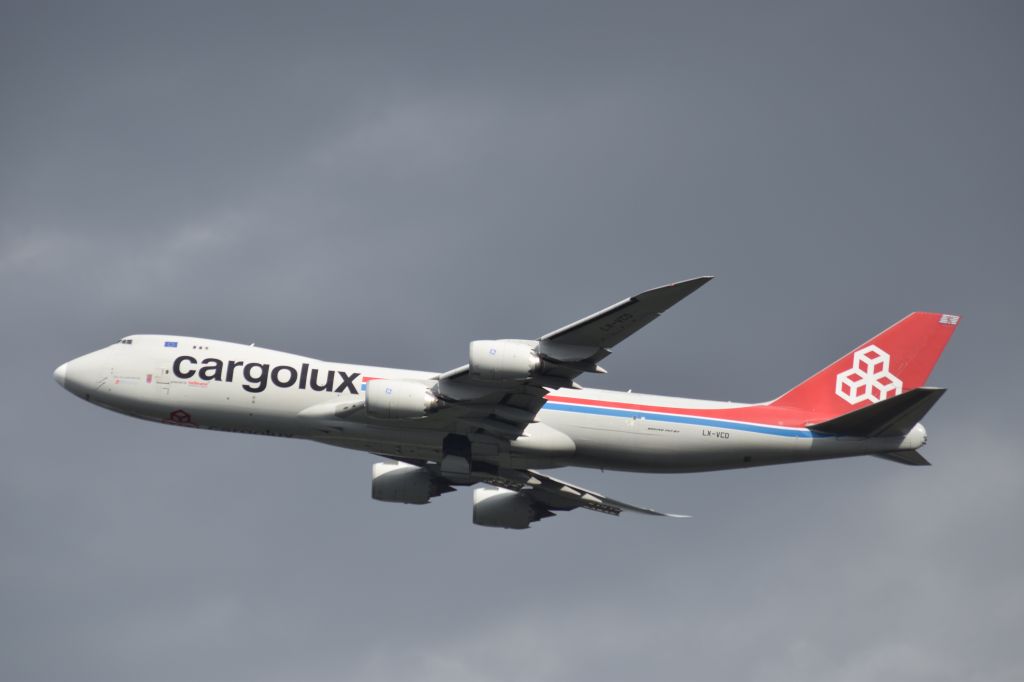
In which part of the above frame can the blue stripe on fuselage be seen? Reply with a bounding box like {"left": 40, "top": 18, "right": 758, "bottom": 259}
{"left": 540, "top": 402, "right": 819, "bottom": 438}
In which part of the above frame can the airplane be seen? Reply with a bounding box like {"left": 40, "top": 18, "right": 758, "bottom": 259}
{"left": 53, "top": 277, "right": 960, "bottom": 528}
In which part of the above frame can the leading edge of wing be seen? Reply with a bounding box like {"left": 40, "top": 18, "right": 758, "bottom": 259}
{"left": 539, "top": 276, "right": 714, "bottom": 349}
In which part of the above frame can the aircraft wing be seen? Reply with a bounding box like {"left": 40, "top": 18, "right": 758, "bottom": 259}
{"left": 539, "top": 276, "right": 713, "bottom": 349}
{"left": 471, "top": 465, "right": 684, "bottom": 516}
{"left": 362, "top": 279, "right": 709, "bottom": 527}
{"left": 405, "top": 459, "right": 686, "bottom": 528}
{"left": 433, "top": 276, "right": 713, "bottom": 441}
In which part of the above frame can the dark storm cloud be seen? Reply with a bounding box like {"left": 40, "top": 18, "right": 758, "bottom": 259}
{"left": 1, "top": 1, "right": 1022, "bottom": 680}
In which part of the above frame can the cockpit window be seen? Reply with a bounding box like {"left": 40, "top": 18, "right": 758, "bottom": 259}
{"left": 117, "top": 338, "right": 133, "bottom": 345}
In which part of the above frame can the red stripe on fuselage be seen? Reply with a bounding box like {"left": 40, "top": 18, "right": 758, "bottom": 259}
{"left": 544, "top": 394, "right": 818, "bottom": 428}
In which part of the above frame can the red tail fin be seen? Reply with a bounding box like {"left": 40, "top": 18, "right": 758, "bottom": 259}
{"left": 771, "top": 312, "right": 960, "bottom": 418}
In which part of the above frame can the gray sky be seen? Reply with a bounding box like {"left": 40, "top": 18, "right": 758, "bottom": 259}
{"left": 2, "top": 2, "right": 1022, "bottom": 680}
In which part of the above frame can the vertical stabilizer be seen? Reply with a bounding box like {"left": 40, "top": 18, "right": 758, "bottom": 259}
{"left": 771, "top": 312, "right": 960, "bottom": 418}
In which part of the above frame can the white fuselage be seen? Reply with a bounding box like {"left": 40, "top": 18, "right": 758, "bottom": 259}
{"left": 55, "top": 335, "right": 925, "bottom": 473}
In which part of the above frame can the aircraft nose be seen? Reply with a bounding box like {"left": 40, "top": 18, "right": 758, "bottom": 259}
{"left": 53, "top": 362, "right": 68, "bottom": 387}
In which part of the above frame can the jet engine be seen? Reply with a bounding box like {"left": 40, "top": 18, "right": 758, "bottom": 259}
{"left": 468, "top": 340, "right": 541, "bottom": 381}
{"left": 371, "top": 462, "right": 454, "bottom": 504}
{"left": 472, "top": 487, "right": 554, "bottom": 529}
{"left": 364, "top": 379, "right": 439, "bottom": 419}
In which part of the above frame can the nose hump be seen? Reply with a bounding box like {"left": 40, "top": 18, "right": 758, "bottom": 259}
{"left": 53, "top": 362, "right": 68, "bottom": 387}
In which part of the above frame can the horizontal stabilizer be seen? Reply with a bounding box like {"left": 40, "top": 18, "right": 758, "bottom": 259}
{"left": 808, "top": 387, "right": 946, "bottom": 437}
{"left": 874, "top": 450, "right": 931, "bottom": 466}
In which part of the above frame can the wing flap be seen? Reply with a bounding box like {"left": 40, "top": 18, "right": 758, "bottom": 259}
{"left": 462, "top": 464, "right": 685, "bottom": 518}
{"left": 521, "top": 470, "right": 687, "bottom": 517}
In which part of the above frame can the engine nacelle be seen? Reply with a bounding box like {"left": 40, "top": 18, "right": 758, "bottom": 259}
{"left": 365, "top": 379, "right": 439, "bottom": 419}
{"left": 372, "top": 462, "right": 452, "bottom": 504}
{"left": 468, "top": 340, "right": 541, "bottom": 381}
{"left": 472, "top": 487, "right": 551, "bottom": 529}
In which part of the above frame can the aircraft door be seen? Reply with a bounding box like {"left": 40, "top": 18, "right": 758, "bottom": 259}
{"left": 151, "top": 364, "right": 171, "bottom": 395}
